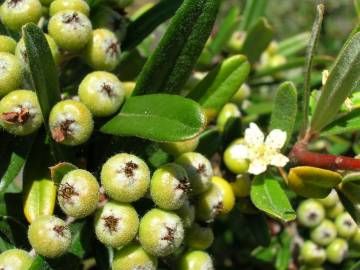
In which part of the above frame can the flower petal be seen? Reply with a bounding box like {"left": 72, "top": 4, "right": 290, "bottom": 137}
{"left": 229, "top": 144, "right": 249, "bottom": 159}
{"left": 248, "top": 159, "right": 267, "bottom": 175}
{"left": 265, "top": 129, "right": 287, "bottom": 150}
{"left": 270, "top": 153, "right": 289, "bottom": 167}
{"left": 245, "top": 123, "right": 264, "bottom": 147}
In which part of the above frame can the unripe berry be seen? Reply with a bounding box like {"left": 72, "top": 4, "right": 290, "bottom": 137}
{"left": 49, "top": 0, "right": 90, "bottom": 16}
{"left": 78, "top": 71, "right": 125, "bottom": 117}
{"left": 231, "top": 83, "right": 250, "bottom": 105}
{"left": 112, "top": 244, "right": 158, "bottom": 270}
{"left": 335, "top": 212, "right": 357, "bottom": 239}
{"left": 185, "top": 223, "right": 214, "bottom": 250}
{"left": 0, "top": 90, "right": 43, "bottom": 136}
{"left": 230, "top": 174, "right": 251, "bottom": 198}
{"left": 0, "top": 52, "right": 23, "bottom": 97}
{"left": 299, "top": 241, "right": 326, "bottom": 266}
{"left": 160, "top": 136, "right": 199, "bottom": 157}
{"left": 48, "top": 11, "right": 92, "bottom": 52}
{"left": 216, "top": 103, "right": 241, "bottom": 132}
{"left": 49, "top": 100, "right": 94, "bottom": 145}
{"left": 40, "top": 0, "right": 54, "bottom": 6}
{"left": 297, "top": 199, "right": 325, "bottom": 228}
{"left": 28, "top": 215, "right": 71, "bottom": 258}
{"left": 101, "top": 153, "right": 150, "bottom": 203}
{"left": 178, "top": 250, "right": 214, "bottom": 270}
{"left": 196, "top": 176, "right": 235, "bottom": 222}
{"left": 150, "top": 163, "right": 190, "bottom": 210}
{"left": 326, "top": 202, "right": 344, "bottom": 219}
{"left": 223, "top": 141, "right": 250, "bottom": 174}
{"left": 310, "top": 219, "right": 337, "bottom": 246}
{"left": 58, "top": 169, "right": 99, "bottom": 218}
{"left": 83, "top": 28, "right": 121, "bottom": 71}
{"left": 175, "top": 200, "right": 195, "bottom": 228}
{"left": 139, "top": 208, "right": 184, "bottom": 257}
{"left": 0, "top": 0, "right": 42, "bottom": 32}
{"left": 351, "top": 228, "right": 360, "bottom": 249}
{"left": 317, "top": 189, "right": 339, "bottom": 208}
{"left": 123, "top": 81, "right": 136, "bottom": 98}
{"left": 227, "top": 31, "right": 245, "bottom": 53}
{"left": 0, "top": 249, "right": 34, "bottom": 269}
{"left": 0, "top": 35, "right": 16, "bottom": 53}
{"left": 175, "top": 152, "right": 213, "bottom": 195}
{"left": 326, "top": 238, "right": 348, "bottom": 264}
{"left": 94, "top": 201, "right": 139, "bottom": 248}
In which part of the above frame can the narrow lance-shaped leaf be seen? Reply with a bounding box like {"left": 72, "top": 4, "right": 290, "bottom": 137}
{"left": 101, "top": 94, "right": 205, "bottom": 142}
{"left": 311, "top": 31, "right": 360, "bottom": 132}
{"left": 250, "top": 174, "right": 296, "bottom": 222}
{"left": 239, "top": 0, "right": 268, "bottom": 31}
{"left": 133, "top": 0, "right": 220, "bottom": 95}
{"left": 269, "top": 82, "right": 297, "bottom": 148}
{"left": 240, "top": 18, "right": 273, "bottom": 63}
{"left": 355, "top": 0, "right": 360, "bottom": 20}
{"left": 321, "top": 109, "right": 360, "bottom": 136}
{"left": 277, "top": 32, "right": 311, "bottom": 57}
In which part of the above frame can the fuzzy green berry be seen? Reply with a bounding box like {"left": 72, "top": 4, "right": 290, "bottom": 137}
{"left": 351, "top": 228, "right": 360, "bottom": 249}
{"left": 0, "top": 52, "right": 23, "bottom": 97}
{"left": 49, "top": 0, "right": 90, "bottom": 16}
{"left": 48, "top": 11, "right": 92, "bottom": 52}
{"left": 101, "top": 153, "right": 150, "bottom": 203}
{"left": 58, "top": 169, "right": 99, "bottom": 218}
{"left": 335, "top": 212, "right": 357, "bottom": 239}
{"left": 185, "top": 223, "right": 214, "bottom": 250}
{"left": 160, "top": 136, "right": 199, "bottom": 157}
{"left": 175, "top": 200, "right": 195, "bottom": 228}
{"left": 317, "top": 189, "right": 339, "bottom": 208}
{"left": 178, "top": 250, "right": 214, "bottom": 270}
{"left": 299, "top": 241, "right": 326, "bottom": 266}
{"left": 176, "top": 152, "right": 213, "bottom": 195}
{"left": 223, "top": 141, "right": 250, "bottom": 174}
{"left": 112, "top": 244, "right": 158, "bottom": 270}
{"left": 0, "top": 90, "right": 43, "bottom": 136}
{"left": 0, "top": 35, "right": 16, "bottom": 53}
{"left": 78, "top": 71, "right": 125, "bottom": 117}
{"left": 83, "top": 28, "right": 121, "bottom": 71}
{"left": 310, "top": 219, "right": 337, "bottom": 246}
{"left": 297, "top": 199, "right": 325, "bottom": 228}
{"left": 0, "top": 0, "right": 42, "bottom": 32}
{"left": 230, "top": 174, "right": 251, "bottom": 198}
{"left": 49, "top": 100, "right": 94, "bottom": 145}
{"left": 94, "top": 201, "right": 139, "bottom": 248}
{"left": 216, "top": 103, "right": 241, "bottom": 132}
{"left": 150, "top": 163, "right": 191, "bottom": 210}
{"left": 139, "top": 208, "right": 184, "bottom": 257}
{"left": 231, "top": 83, "right": 250, "bottom": 105}
{"left": 326, "top": 202, "right": 344, "bottom": 219}
{"left": 326, "top": 238, "right": 348, "bottom": 264}
{"left": 0, "top": 249, "right": 34, "bottom": 269}
{"left": 28, "top": 215, "right": 72, "bottom": 258}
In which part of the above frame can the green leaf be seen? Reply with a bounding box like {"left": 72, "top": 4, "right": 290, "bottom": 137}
{"left": 69, "top": 220, "right": 93, "bottom": 258}
{"left": 122, "top": 0, "right": 184, "bottom": 50}
{"left": 244, "top": 214, "right": 271, "bottom": 246}
{"left": 101, "top": 94, "right": 205, "bottom": 142}
{"left": 269, "top": 82, "right": 298, "bottom": 147}
{"left": 188, "top": 55, "right": 250, "bottom": 120}
{"left": 355, "top": 0, "right": 360, "bottom": 20}
{"left": 311, "top": 31, "right": 360, "bottom": 132}
{"left": 251, "top": 175, "right": 296, "bottom": 222}
{"left": 321, "top": 109, "right": 360, "bottom": 136}
{"left": 50, "top": 162, "right": 78, "bottom": 185}
{"left": 277, "top": 32, "right": 311, "bottom": 57}
{"left": 133, "top": 0, "right": 220, "bottom": 95}
{"left": 240, "top": 18, "right": 273, "bottom": 63}
{"left": 94, "top": 239, "right": 113, "bottom": 270}
{"left": 0, "top": 216, "right": 29, "bottom": 249}
{"left": 275, "top": 232, "right": 292, "bottom": 270}
{"left": 337, "top": 190, "right": 360, "bottom": 225}
{"left": 239, "top": 0, "right": 268, "bottom": 31}
{"left": 197, "top": 128, "right": 222, "bottom": 158}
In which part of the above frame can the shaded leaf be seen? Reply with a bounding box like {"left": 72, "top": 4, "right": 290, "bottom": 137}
{"left": 197, "top": 128, "right": 222, "bottom": 158}
{"left": 50, "top": 162, "right": 78, "bottom": 185}
{"left": 239, "top": 0, "right": 268, "bottom": 31}
{"left": 69, "top": 220, "right": 93, "bottom": 258}
{"left": 277, "top": 32, "right": 311, "bottom": 57}
{"left": 321, "top": 109, "right": 360, "bottom": 136}
{"left": 244, "top": 214, "right": 270, "bottom": 246}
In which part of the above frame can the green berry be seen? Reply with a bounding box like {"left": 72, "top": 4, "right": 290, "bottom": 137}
{"left": 175, "top": 152, "right": 213, "bottom": 195}
{"left": 223, "top": 142, "right": 250, "bottom": 174}
{"left": 317, "top": 189, "right": 339, "bottom": 208}
{"left": 175, "top": 200, "right": 195, "bottom": 228}
{"left": 0, "top": 35, "right": 16, "bottom": 53}
{"left": 49, "top": 100, "right": 94, "bottom": 145}
{"left": 185, "top": 223, "right": 214, "bottom": 250}
{"left": 48, "top": 11, "right": 92, "bottom": 52}
{"left": 227, "top": 31, "right": 245, "bottom": 53}
{"left": 0, "top": 90, "right": 43, "bottom": 136}
{"left": 0, "top": 0, "right": 42, "bottom": 32}
{"left": 160, "top": 136, "right": 199, "bottom": 157}
{"left": 0, "top": 52, "right": 23, "bottom": 97}
{"left": 0, "top": 249, "right": 34, "bottom": 269}
{"left": 310, "top": 219, "right": 337, "bottom": 246}
{"left": 351, "top": 228, "right": 360, "bottom": 249}
{"left": 230, "top": 174, "right": 251, "bottom": 198}
{"left": 335, "top": 212, "right": 357, "bottom": 239}
{"left": 150, "top": 163, "right": 190, "bottom": 210}
{"left": 231, "top": 83, "right": 250, "bottom": 105}
{"left": 101, "top": 153, "right": 150, "bottom": 203}
{"left": 94, "top": 201, "right": 139, "bottom": 248}
{"left": 49, "top": 0, "right": 90, "bottom": 16}
{"left": 28, "top": 215, "right": 71, "bottom": 258}
{"left": 139, "top": 208, "right": 184, "bottom": 257}
{"left": 123, "top": 81, "right": 136, "bottom": 98}
{"left": 58, "top": 169, "right": 100, "bottom": 218}
{"left": 78, "top": 71, "right": 125, "bottom": 117}
{"left": 326, "top": 238, "right": 348, "bottom": 264}
{"left": 216, "top": 103, "right": 241, "bottom": 132}
{"left": 40, "top": 0, "right": 54, "bottom": 6}
{"left": 299, "top": 241, "right": 326, "bottom": 266}
{"left": 112, "top": 244, "right": 158, "bottom": 270}
{"left": 178, "top": 250, "right": 214, "bottom": 270}
{"left": 83, "top": 28, "right": 121, "bottom": 71}
{"left": 297, "top": 199, "right": 325, "bottom": 228}
{"left": 326, "top": 202, "right": 344, "bottom": 219}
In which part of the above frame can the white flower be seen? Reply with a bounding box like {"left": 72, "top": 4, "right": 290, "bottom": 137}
{"left": 230, "top": 123, "right": 289, "bottom": 175}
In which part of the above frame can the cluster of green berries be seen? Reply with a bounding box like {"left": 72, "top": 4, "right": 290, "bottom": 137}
{"left": 297, "top": 190, "right": 360, "bottom": 269}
